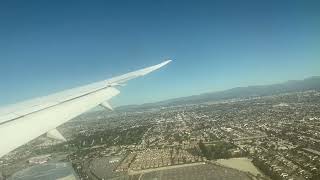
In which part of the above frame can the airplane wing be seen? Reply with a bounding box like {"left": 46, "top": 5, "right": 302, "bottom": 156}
{"left": 0, "top": 60, "right": 171, "bottom": 158}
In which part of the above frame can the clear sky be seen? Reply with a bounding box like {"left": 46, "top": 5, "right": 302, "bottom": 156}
{"left": 0, "top": 0, "right": 319, "bottom": 107}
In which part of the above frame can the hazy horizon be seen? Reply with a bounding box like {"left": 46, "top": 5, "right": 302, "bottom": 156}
{"left": 115, "top": 75, "right": 320, "bottom": 107}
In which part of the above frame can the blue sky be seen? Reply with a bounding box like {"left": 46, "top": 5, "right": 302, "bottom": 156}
{"left": 0, "top": 0, "right": 319, "bottom": 106}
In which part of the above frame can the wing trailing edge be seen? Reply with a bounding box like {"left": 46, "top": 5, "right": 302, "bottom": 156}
{"left": 0, "top": 60, "right": 171, "bottom": 158}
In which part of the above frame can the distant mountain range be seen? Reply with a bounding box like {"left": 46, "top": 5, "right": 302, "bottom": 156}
{"left": 116, "top": 76, "right": 320, "bottom": 111}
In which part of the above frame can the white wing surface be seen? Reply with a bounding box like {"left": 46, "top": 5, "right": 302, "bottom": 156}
{"left": 0, "top": 60, "right": 171, "bottom": 158}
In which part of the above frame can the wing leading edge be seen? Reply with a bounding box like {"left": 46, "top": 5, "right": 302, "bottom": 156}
{"left": 0, "top": 60, "right": 171, "bottom": 158}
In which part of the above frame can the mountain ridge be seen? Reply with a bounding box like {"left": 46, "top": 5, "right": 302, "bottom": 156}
{"left": 116, "top": 76, "right": 320, "bottom": 111}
